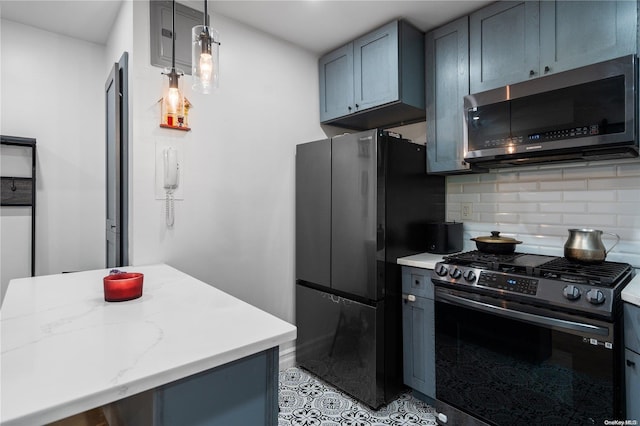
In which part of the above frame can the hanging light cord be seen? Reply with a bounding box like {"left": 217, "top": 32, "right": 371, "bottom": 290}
{"left": 171, "top": 0, "right": 176, "bottom": 71}
{"left": 204, "top": 0, "right": 209, "bottom": 27}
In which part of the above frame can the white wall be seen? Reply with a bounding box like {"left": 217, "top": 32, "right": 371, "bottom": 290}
{"left": 128, "top": 2, "right": 325, "bottom": 362}
{"left": 446, "top": 161, "right": 640, "bottom": 267}
{"left": 1, "top": 19, "right": 106, "bottom": 300}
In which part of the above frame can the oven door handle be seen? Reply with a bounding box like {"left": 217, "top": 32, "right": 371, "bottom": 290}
{"left": 436, "top": 291, "right": 609, "bottom": 336}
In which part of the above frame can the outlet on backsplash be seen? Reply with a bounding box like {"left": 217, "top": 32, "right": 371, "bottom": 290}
{"left": 461, "top": 202, "right": 473, "bottom": 220}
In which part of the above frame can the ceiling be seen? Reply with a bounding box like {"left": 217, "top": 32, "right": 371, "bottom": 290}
{"left": 0, "top": 0, "right": 493, "bottom": 54}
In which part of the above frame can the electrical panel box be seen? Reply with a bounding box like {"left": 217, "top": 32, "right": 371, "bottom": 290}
{"left": 149, "top": 0, "right": 205, "bottom": 74}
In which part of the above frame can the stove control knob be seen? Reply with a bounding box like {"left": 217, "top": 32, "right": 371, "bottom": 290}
{"left": 450, "top": 268, "right": 462, "bottom": 279}
{"left": 586, "top": 289, "right": 605, "bottom": 305}
{"left": 563, "top": 285, "right": 581, "bottom": 301}
{"left": 463, "top": 270, "right": 477, "bottom": 282}
{"left": 435, "top": 265, "right": 449, "bottom": 277}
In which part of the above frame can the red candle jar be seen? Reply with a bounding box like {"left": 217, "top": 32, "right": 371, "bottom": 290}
{"left": 103, "top": 272, "right": 144, "bottom": 302}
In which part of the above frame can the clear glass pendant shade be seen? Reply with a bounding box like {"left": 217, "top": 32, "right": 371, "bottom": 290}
{"left": 161, "top": 68, "right": 188, "bottom": 128}
{"left": 192, "top": 25, "right": 219, "bottom": 94}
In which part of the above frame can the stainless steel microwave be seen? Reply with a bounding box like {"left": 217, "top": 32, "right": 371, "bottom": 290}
{"left": 464, "top": 55, "right": 638, "bottom": 168}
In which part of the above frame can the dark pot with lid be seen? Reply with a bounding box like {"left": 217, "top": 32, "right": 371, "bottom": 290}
{"left": 471, "top": 231, "right": 522, "bottom": 254}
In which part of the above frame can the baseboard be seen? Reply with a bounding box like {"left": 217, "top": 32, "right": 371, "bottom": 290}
{"left": 278, "top": 345, "right": 296, "bottom": 370}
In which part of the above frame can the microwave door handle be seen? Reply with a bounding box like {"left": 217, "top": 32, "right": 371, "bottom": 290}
{"left": 436, "top": 292, "right": 609, "bottom": 336}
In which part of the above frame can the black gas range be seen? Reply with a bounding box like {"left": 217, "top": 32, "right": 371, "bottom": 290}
{"left": 432, "top": 250, "right": 634, "bottom": 320}
{"left": 431, "top": 251, "right": 635, "bottom": 425}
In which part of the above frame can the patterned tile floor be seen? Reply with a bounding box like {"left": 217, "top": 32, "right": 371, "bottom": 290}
{"left": 278, "top": 367, "right": 438, "bottom": 426}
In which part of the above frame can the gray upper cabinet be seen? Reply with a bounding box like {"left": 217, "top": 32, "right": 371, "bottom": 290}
{"left": 470, "top": 1, "right": 638, "bottom": 94}
{"left": 319, "top": 20, "right": 425, "bottom": 130}
{"left": 426, "top": 17, "right": 472, "bottom": 174}
{"left": 539, "top": 1, "right": 637, "bottom": 75}
{"left": 470, "top": 1, "right": 540, "bottom": 94}
{"left": 319, "top": 44, "right": 354, "bottom": 123}
{"left": 353, "top": 22, "right": 399, "bottom": 112}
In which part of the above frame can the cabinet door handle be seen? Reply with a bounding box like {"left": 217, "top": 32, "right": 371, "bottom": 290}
{"left": 544, "top": 65, "right": 550, "bottom": 74}
{"left": 529, "top": 69, "right": 535, "bottom": 77}
{"left": 627, "top": 359, "right": 636, "bottom": 368}
{"left": 355, "top": 104, "right": 359, "bottom": 108}
{"left": 348, "top": 106, "right": 352, "bottom": 111}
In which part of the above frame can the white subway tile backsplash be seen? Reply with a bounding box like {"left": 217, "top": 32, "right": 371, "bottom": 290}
{"left": 516, "top": 168, "right": 563, "bottom": 182}
{"left": 446, "top": 163, "right": 640, "bottom": 267}
{"left": 474, "top": 203, "right": 498, "bottom": 213}
{"left": 587, "top": 202, "right": 630, "bottom": 215}
{"left": 518, "top": 191, "right": 562, "bottom": 202}
{"left": 481, "top": 192, "right": 519, "bottom": 203}
{"left": 616, "top": 189, "right": 640, "bottom": 202}
{"left": 462, "top": 183, "right": 498, "bottom": 193}
{"left": 617, "top": 162, "right": 640, "bottom": 177}
{"left": 563, "top": 214, "right": 616, "bottom": 227}
{"left": 563, "top": 164, "right": 616, "bottom": 180}
{"left": 497, "top": 181, "right": 538, "bottom": 192}
{"left": 589, "top": 176, "right": 640, "bottom": 190}
{"left": 447, "top": 193, "right": 482, "bottom": 203}
{"left": 539, "top": 202, "right": 586, "bottom": 213}
{"left": 481, "top": 212, "right": 518, "bottom": 223}
{"left": 563, "top": 190, "right": 616, "bottom": 202}
{"left": 618, "top": 215, "right": 640, "bottom": 228}
{"left": 447, "top": 183, "right": 463, "bottom": 194}
{"left": 497, "top": 202, "right": 538, "bottom": 213}
{"left": 519, "top": 213, "right": 563, "bottom": 224}
{"left": 539, "top": 180, "right": 586, "bottom": 191}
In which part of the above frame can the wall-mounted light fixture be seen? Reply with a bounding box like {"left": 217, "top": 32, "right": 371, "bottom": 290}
{"left": 160, "top": 0, "right": 189, "bottom": 130}
{"left": 192, "top": 0, "right": 220, "bottom": 94}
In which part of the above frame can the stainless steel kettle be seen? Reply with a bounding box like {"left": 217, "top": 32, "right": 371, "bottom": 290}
{"left": 564, "top": 228, "right": 620, "bottom": 263}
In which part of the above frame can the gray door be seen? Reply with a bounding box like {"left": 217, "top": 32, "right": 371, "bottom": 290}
{"left": 331, "top": 130, "right": 380, "bottom": 300}
{"left": 106, "top": 53, "right": 129, "bottom": 268}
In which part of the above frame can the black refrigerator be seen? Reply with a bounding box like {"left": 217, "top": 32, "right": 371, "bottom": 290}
{"left": 295, "top": 129, "right": 445, "bottom": 408}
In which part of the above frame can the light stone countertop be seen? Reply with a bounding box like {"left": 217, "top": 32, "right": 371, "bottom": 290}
{"left": 397, "top": 252, "right": 446, "bottom": 270}
{"left": 622, "top": 272, "right": 640, "bottom": 307}
{"left": 0, "top": 264, "right": 296, "bottom": 426}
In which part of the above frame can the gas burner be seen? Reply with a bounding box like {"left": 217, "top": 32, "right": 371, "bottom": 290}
{"left": 443, "top": 251, "right": 556, "bottom": 274}
{"left": 444, "top": 250, "right": 520, "bottom": 264}
{"left": 538, "top": 257, "right": 633, "bottom": 287}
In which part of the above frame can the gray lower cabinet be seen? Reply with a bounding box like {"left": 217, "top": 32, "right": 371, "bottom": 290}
{"left": 625, "top": 348, "right": 639, "bottom": 421}
{"left": 425, "top": 17, "right": 472, "bottom": 175}
{"left": 470, "top": 0, "right": 638, "bottom": 93}
{"left": 319, "top": 20, "right": 425, "bottom": 130}
{"left": 401, "top": 266, "right": 435, "bottom": 399}
{"left": 155, "top": 348, "right": 279, "bottom": 426}
{"left": 624, "top": 302, "right": 640, "bottom": 420}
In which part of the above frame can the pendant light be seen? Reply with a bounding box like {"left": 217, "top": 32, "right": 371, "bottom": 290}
{"left": 192, "top": 0, "right": 220, "bottom": 94}
{"left": 161, "top": 0, "right": 186, "bottom": 128}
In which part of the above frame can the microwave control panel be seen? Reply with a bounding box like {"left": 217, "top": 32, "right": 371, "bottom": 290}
{"left": 528, "top": 124, "right": 599, "bottom": 142}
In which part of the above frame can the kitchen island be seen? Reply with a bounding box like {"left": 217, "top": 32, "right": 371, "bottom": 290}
{"left": 0, "top": 264, "right": 296, "bottom": 425}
